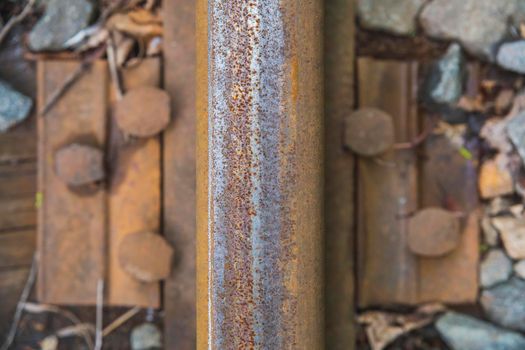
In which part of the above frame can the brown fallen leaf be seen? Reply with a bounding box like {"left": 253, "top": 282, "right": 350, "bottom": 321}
{"left": 106, "top": 12, "right": 162, "bottom": 38}
{"left": 358, "top": 304, "right": 446, "bottom": 350}
{"left": 457, "top": 95, "right": 485, "bottom": 113}
{"left": 127, "top": 8, "right": 162, "bottom": 25}
{"left": 75, "top": 27, "right": 109, "bottom": 53}
{"left": 495, "top": 89, "right": 515, "bottom": 115}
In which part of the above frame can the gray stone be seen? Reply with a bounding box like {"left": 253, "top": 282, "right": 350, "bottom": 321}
{"left": 481, "top": 278, "right": 525, "bottom": 332}
{"left": 436, "top": 312, "right": 525, "bottom": 350}
{"left": 514, "top": 260, "right": 525, "bottom": 279}
{"left": 480, "top": 250, "right": 512, "bottom": 288}
{"left": 482, "top": 217, "right": 499, "bottom": 246}
{"left": 357, "top": 0, "right": 428, "bottom": 35}
{"left": 28, "top": 0, "right": 95, "bottom": 51}
{"left": 0, "top": 80, "right": 32, "bottom": 132}
{"left": 423, "top": 43, "right": 465, "bottom": 106}
{"left": 420, "top": 0, "right": 519, "bottom": 61}
{"left": 493, "top": 217, "right": 525, "bottom": 260}
{"left": 497, "top": 41, "right": 525, "bottom": 74}
{"left": 507, "top": 111, "right": 525, "bottom": 164}
{"left": 130, "top": 323, "right": 162, "bottom": 350}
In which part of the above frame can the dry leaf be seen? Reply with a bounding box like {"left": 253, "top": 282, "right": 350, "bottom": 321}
{"left": 116, "top": 36, "right": 136, "bottom": 66}
{"left": 456, "top": 95, "right": 485, "bottom": 112}
{"left": 127, "top": 8, "right": 161, "bottom": 25}
{"left": 76, "top": 27, "right": 109, "bottom": 52}
{"left": 495, "top": 89, "right": 515, "bottom": 115}
{"left": 358, "top": 304, "right": 446, "bottom": 350}
{"left": 107, "top": 12, "right": 162, "bottom": 38}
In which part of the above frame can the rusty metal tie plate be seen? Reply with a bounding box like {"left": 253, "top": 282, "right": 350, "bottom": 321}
{"left": 37, "top": 59, "right": 162, "bottom": 307}
{"left": 356, "top": 58, "right": 479, "bottom": 307}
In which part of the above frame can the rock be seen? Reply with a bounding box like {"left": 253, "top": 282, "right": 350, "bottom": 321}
{"left": 481, "top": 118, "right": 514, "bottom": 154}
{"left": 115, "top": 86, "right": 170, "bottom": 137}
{"left": 497, "top": 41, "right": 525, "bottom": 74}
{"left": 118, "top": 231, "right": 173, "bottom": 283}
{"left": 130, "top": 323, "right": 162, "bottom": 350}
{"left": 481, "top": 278, "right": 525, "bottom": 332}
{"left": 480, "top": 249, "right": 512, "bottom": 288}
{"left": 514, "top": 260, "right": 525, "bottom": 279}
{"left": 482, "top": 217, "right": 499, "bottom": 246}
{"left": 344, "top": 108, "right": 394, "bottom": 157}
{"left": 487, "top": 197, "right": 514, "bottom": 216}
{"left": 423, "top": 43, "right": 465, "bottom": 106}
{"left": 478, "top": 158, "right": 514, "bottom": 199}
{"left": 0, "top": 80, "right": 32, "bottom": 132}
{"left": 420, "top": 0, "right": 518, "bottom": 61}
{"left": 55, "top": 143, "right": 104, "bottom": 186}
{"left": 357, "top": 0, "right": 428, "bottom": 35}
{"left": 495, "top": 89, "right": 515, "bottom": 115}
{"left": 28, "top": 0, "right": 95, "bottom": 51}
{"left": 436, "top": 311, "right": 525, "bottom": 350}
{"left": 492, "top": 217, "right": 525, "bottom": 259}
{"left": 511, "top": 204, "right": 524, "bottom": 218}
{"left": 507, "top": 111, "right": 525, "bottom": 164}
{"left": 408, "top": 208, "right": 460, "bottom": 257}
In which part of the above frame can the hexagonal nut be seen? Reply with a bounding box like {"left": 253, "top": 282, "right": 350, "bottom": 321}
{"left": 55, "top": 143, "right": 105, "bottom": 186}
{"left": 115, "top": 86, "right": 171, "bottom": 137}
{"left": 118, "top": 231, "right": 174, "bottom": 283}
{"left": 408, "top": 207, "right": 460, "bottom": 257}
{"left": 344, "top": 107, "right": 395, "bottom": 157}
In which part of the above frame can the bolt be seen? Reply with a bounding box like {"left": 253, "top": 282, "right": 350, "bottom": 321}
{"left": 344, "top": 107, "right": 394, "bottom": 157}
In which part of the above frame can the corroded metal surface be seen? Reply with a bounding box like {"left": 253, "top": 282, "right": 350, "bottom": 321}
{"left": 107, "top": 58, "right": 161, "bottom": 307}
{"left": 357, "top": 58, "right": 420, "bottom": 306}
{"left": 357, "top": 58, "right": 479, "bottom": 306}
{"left": 324, "top": 0, "right": 356, "bottom": 348}
{"left": 38, "top": 59, "right": 162, "bottom": 306}
{"left": 38, "top": 60, "right": 107, "bottom": 304}
{"left": 163, "top": 0, "right": 197, "bottom": 347}
{"left": 197, "top": 0, "right": 323, "bottom": 348}
{"left": 344, "top": 107, "right": 394, "bottom": 157}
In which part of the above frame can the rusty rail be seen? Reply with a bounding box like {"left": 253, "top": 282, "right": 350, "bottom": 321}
{"left": 197, "top": 0, "right": 324, "bottom": 348}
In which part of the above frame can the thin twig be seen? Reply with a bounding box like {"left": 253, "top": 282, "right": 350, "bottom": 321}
{"left": 40, "top": 45, "right": 106, "bottom": 116}
{"left": 94, "top": 279, "right": 104, "bottom": 350}
{"left": 102, "top": 307, "right": 140, "bottom": 338}
{"left": 0, "top": 0, "right": 36, "bottom": 46}
{"left": 23, "top": 303, "right": 94, "bottom": 350}
{"left": 39, "top": 62, "right": 90, "bottom": 116}
{"left": 107, "top": 34, "right": 124, "bottom": 99}
{"left": 1, "top": 254, "right": 38, "bottom": 350}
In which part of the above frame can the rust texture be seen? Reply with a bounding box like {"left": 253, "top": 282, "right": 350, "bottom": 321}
{"left": 107, "top": 58, "right": 161, "bottom": 307}
{"left": 324, "top": 0, "right": 356, "bottom": 348}
{"left": 38, "top": 61, "right": 108, "bottom": 304}
{"left": 38, "top": 59, "right": 162, "bottom": 306}
{"left": 357, "top": 58, "right": 420, "bottom": 306}
{"left": 357, "top": 58, "right": 479, "bottom": 307}
{"left": 163, "top": 0, "right": 197, "bottom": 347}
{"left": 197, "top": 0, "right": 323, "bottom": 348}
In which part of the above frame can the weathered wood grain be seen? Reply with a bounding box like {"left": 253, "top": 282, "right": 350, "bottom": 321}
{"left": 163, "top": 0, "right": 197, "bottom": 347}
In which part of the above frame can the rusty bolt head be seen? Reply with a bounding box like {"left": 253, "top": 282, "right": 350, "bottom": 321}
{"left": 344, "top": 107, "right": 395, "bottom": 157}
{"left": 115, "top": 86, "right": 171, "bottom": 137}
{"left": 118, "top": 231, "right": 174, "bottom": 283}
{"left": 408, "top": 207, "right": 461, "bottom": 257}
{"left": 55, "top": 143, "right": 105, "bottom": 186}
